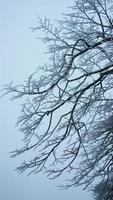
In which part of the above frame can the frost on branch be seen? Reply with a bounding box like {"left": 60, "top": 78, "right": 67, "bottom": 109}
{"left": 4, "top": 0, "right": 113, "bottom": 189}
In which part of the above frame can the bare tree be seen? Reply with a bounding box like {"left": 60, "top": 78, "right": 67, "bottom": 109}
{"left": 3, "top": 0, "right": 113, "bottom": 190}
{"left": 92, "top": 177, "right": 113, "bottom": 200}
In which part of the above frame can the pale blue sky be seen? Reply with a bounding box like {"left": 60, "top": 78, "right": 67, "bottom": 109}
{"left": 0, "top": 0, "right": 92, "bottom": 199}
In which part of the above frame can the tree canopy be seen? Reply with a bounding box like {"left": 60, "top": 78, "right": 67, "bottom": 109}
{"left": 92, "top": 177, "right": 113, "bottom": 200}
{"left": 4, "top": 0, "right": 113, "bottom": 191}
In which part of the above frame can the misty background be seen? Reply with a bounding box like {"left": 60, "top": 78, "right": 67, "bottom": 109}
{"left": 0, "top": 0, "right": 91, "bottom": 199}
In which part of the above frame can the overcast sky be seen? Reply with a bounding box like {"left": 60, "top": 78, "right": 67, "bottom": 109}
{"left": 0, "top": 0, "right": 92, "bottom": 199}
